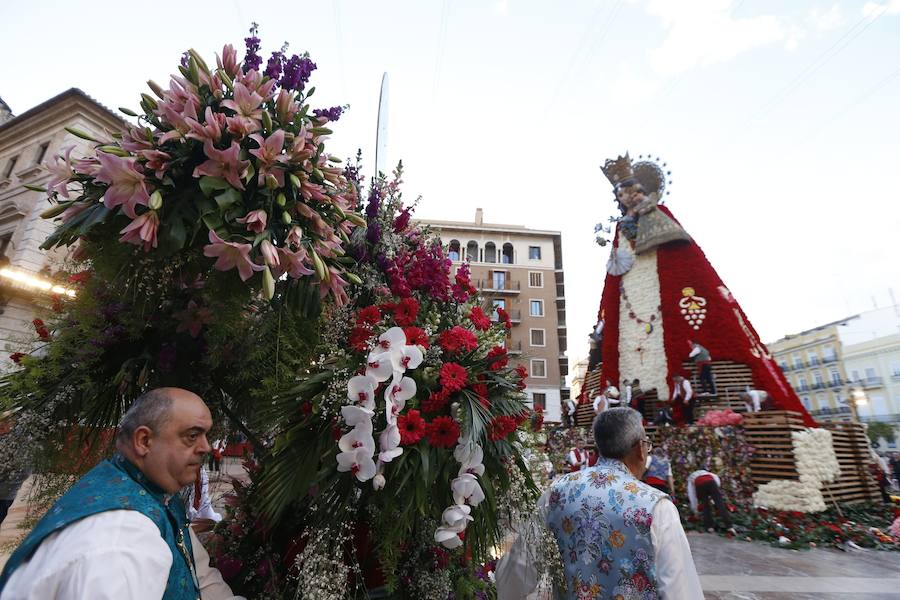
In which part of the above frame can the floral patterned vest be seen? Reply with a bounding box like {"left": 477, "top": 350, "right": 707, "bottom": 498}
{"left": 547, "top": 458, "right": 666, "bottom": 600}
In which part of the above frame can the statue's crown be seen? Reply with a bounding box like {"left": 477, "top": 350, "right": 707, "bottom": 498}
{"left": 601, "top": 153, "right": 634, "bottom": 188}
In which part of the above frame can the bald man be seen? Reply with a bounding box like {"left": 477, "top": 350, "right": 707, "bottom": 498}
{"left": 0, "top": 388, "right": 240, "bottom": 600}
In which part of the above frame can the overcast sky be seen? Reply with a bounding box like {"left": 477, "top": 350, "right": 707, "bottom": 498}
{"left": 2, "top": 0, "right": 898, "bottom": 371}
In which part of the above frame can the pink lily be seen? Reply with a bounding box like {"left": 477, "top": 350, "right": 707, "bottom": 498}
{"left": 259, "top": 239, "right": 279, "bottom": 268}
{"left": 193, "top": 141, "right": 248, "bottom": 191}
{"left": 95, "top": 153, "right": 150, "bottom": 218}
{"left": 44, "top": 146, "right": 74, "bottom": 198}
{"left": 249, "top": 130, "right": 287, "bottom": 187}
{"left": 319, "top": 267, "right": 349, "bottom": 307}
{"left": 173, "top": 300, "right": 213, "bottom": 338}
{"left": 221, "top": 82, "right": 263, "bottom": 122}
{"left": 236, "top": 209, "right": 267, "bottom": 233}
{"left": 120, "top": 126, "right": 155, "bottom": 153}
{"left": 286, "top": 225, "right": 303, "bottom": 249}
{"left": 139, "top": 149, "right": 171, "bottom": 179}
{"left": 202, "top": 229, "right": 264, "bottom": 281}
{"left": 275, "top": 89, "right": 299, "bottom": 124}
{"left": 275, "top": 246, "right": 314, "bottom": 279}
{"left": 186, "top": 107, "right": 225, "bottom": 145}
{"left": 217, "top": 44, "right": 240, "bottom": 78}
{"left": 119, "top": 211, "right": 160, "bottom": 252}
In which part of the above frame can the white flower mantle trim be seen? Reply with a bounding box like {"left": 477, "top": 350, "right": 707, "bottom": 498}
{"left": 336, "top": 327, "right": 422, "bottom": 483}
{"left": 753, "top": 428, "right": 841, "bottom": 513}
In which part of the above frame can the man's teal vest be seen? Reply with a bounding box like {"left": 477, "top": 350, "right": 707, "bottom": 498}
{"left": 0, "top": 454, "right": 199, "bottom": 599}
{"left": 547, "top": 458, "right": 666, "bottom": 599}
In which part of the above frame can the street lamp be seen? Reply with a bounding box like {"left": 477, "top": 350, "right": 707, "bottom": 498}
{"left": 848, "top": 387, "right": 868, "bottom": 422}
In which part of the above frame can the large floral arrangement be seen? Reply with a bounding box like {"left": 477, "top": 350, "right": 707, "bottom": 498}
{"left": 753, "top": 428, "right": 840, "bottom": 513}
{"left": 208, "top": 165, "right": 539, "bottom": 598}
{"left": 40, "top": 23, "right": 362, "bottom": 303}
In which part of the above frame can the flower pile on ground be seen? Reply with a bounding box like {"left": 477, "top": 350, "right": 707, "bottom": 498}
{"left": 211, "top": 164, "right": 538, "bottom": 598}
{"left": 696, "top": 409, "right": 743, "bottom": 427}
{"left": 682, "top": 502, "right": 900, "bottom": 551}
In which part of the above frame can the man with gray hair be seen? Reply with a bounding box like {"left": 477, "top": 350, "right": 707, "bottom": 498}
{"left": 497, "top": 407, "right": 702, "bottom": 599}
{"left": 0, "top": 387, "right": 243, "bottom": 600}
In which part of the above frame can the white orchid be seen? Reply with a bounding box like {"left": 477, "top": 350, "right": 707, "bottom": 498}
{"left": 454, "top": 442, "right": 485, "bottom": 477}
{"left": 372, "top": 472, "right": 386, "bottom": 491}
{"left": 347, "top": 375, "right": 378, "bottom": 410}
{"left": 340, "top": 405, "right": 374, "bottom": 427}
{"left": 365, "top": 353, "right": 394, "bottom": 382}
{"left": 440, "top": 504, "right": 473, "bottom": 531}
{"left": 390, "top": 343, "right": 423, "bottom": 373}
{"left": 378, "top": 423, "right": 403, "bottom": 463}
{"left": 373, "top": 326, "right": 407, "bottom": 355}
{"left": 451, "top": 473, "right": 485, "bottom": 507}
{"left": 434, "top": 527, "right": 464, "bottom": 549}
{"left": 384, "top": 375, "right": 416, "bottom": 425}
{"left": 336, "top": 447, "right": 377, "bottom": 482}
{"left": 338, "top": 424, "right": 375, "bottom": 455}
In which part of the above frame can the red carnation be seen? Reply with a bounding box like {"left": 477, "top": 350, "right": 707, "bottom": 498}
{"left": 68, "top": 270, "right": 91, "bottom": 285}
{"left": 349, "top": 326, "right": 375, "bottom": 353}
{"left": 440, "top": 362, "right": 468, "bottom": 392}
{"left": 438, "top": 326, "right": 478, "bottom": 355}
{"left": 427, "top": 416, "right": 460, "bottom": 448}
{"left": 8, "top": 352, "right": 26, "bottom": 364}
{"left": 515, "top": 365, "right": 528, "bottom": 390}
{"left": 32, "top": 319, "right": 50, "bottom": 341}
{"left": 398, "top": 409, "right": 427, "bottom": 445}
{"left": 357, "top": 306, "right": 381, "bottom": 326}
{"left": 488, "top": 415, "right": 518, "bottom": 441}
{"left": 404, "top": 326, "right": 430, "bottom": 349}
{"left": 496, "top": 307, "right": 512, "bottom": 330}
{"left": 393, "top": 297, "right": 419, "bottom": 327}
{"left": 422, "top": 388, "right": 451, "bottom": 413}
{"left": 469, "top": 306, "right": 491, "bottom": 331}
{"left": 486, "top": 346, "right": 509, "bottom": 371}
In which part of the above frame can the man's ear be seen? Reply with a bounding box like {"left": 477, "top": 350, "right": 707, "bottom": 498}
{"left": 132, "top": 425, "right": 153, "bottom": 457}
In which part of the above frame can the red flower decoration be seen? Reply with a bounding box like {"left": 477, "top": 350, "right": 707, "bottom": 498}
{"left": 471, "top": 382, "right": 489, "bottom": 408}
{"left": 68, "top": 270, "right": 92, "bottom": 284}
{"left": 439, "top": 362, "right": 468, "bottom": 392}
{"left": 438, "top": 326, "right": 478, "bottom": 354}
{"left": 422, "top": 388, "right": 450, "bottom": 413}
{"left": 393, "top": 297, "right": 420, "bottom": 327}
{"left": 486, "top": 346, "right": 509, "bottom": 371}
{"left": 488, "top": 415, "right": 518, "bottom": 441}
{"left": 398, "top": 409, "right": 427, "bottom": 445}
{"left": 515, "top": 365, "right": 528, "bottom": 390}
{"left": 32, "top": 319, "right": 50, "bottom": 341}
{"left": 427, "top": 416, "right": 460, "bottom": 448}
{"left": 469, "top": 306, "right": 491, "bottom": 331}
{"left": 349, "top": 326, "right": 374, "bottom": 353}
{"left": 403, "top": 326, "right": 429, "bottom": 349}
{"left": 356, "top": 306, "right": 381, "bottom": 326}
{"left": 8, "top": 352, "right": 26, "bottom": 364}
{"left": 495, "top": 307, "right": 512, "bottom": 330}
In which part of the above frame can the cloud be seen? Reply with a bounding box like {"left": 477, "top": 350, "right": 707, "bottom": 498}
{"left": 495, "top": 0, "right": 509, "bottom": 16}
{"left": 809, "top": 3, "right": 844, "bottom": 30}
{"left": 862, "top": 0, "right": 900, "bottom": 17}
{"left": 643, "top": 0, "right": 793, "bottom": 75}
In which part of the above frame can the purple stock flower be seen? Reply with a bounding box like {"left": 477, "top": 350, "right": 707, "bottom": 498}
{"left": 312, "top": 106, "right": 344, "bottom": 122}
{"left": 180, "top": 51, "right": 191, "bottom": 68}
{"left": 243, "top": 24, "right": 262, "bottom": 73}
{"left": 365, "top": 189, "right": 380, "bottom": 219}
{"left": 264, "top": 51, "right": 284, "bottom": 80}
{"left": 280, "top": 54, "right": 316, "bottom": 91}
{"left": 366, "top": 221, "right": 382, "bottom": 245}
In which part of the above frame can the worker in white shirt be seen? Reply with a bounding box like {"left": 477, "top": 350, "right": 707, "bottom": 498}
{"left": 739, "top": 389, "right": 771, "bottom": 413}
{"left": 496, "top": 408, "right": 704, "bottom": 599}
{"left": 686, "top": 469, "right": 736, "bottom": 534}
{"left": 671, "top": 374, "right": 695, "bottom": 425}
{"left": 563, "top": 397, "right": 577, "bottom": 428}
{"left": 0, "top": 388, "right": 245, "bottom": 600}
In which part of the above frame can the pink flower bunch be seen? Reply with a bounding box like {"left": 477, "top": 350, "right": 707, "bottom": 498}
{"left": 696, "top": 409, "right": 744, "bottom": 427}
{"left": 41, "top": 26, "right": 365, "bottom": 304}
{"left": 890, "top": 516, "right": 900, "bottom": 539}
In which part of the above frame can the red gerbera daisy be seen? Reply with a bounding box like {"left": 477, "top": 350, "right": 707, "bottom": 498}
{"left": 438, "top": 326, "right": 478, "bottom": 354}
{"left": 440, "top": 362, "right": 468, "bottom": 392}
{"left": 469, "top": 306, "right": 492, "bottom": 331}
{"left": 486, "top": 346, "right": 509, "bottom": 371}
{"left": 393, "top": 297, "right": 420, "bottom": 327}
{"left": 403, "top": 326, "right": 430, "bottom": 349}
{"left": 422, "top": 388, "right": 450, "bottom": 413}
{"left": 356, "top": 305, "right": 381, "bottom": 326}
{"left": 398, "top": 409, "right": 427, "bottom": 445}
{"left": 349, "top": 326, "right": 374, "bottom": 353}
{"left": 427, "top": 416, "right": 460, "bottom": 448}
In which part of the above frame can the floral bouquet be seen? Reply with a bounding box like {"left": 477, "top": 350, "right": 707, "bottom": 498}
{"left": 696, "top": 409, "right": 743, "bottom": 427}
{"left": 39, "top": 24, "right": 363, "bottom": 303}
{"left": 212, "top": 165, "right": 540, "bottom": 598}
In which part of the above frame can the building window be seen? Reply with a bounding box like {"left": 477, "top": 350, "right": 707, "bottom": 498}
{"left": 501, "top": 243, "right": 514, "bottom": 264}
{"left": 801, "top": 395, "right": 812, "bottom": 410}
{"left": 3, "top": 155, "right": 18, "bottom": 179}
{"left": 891, "top": 361, "right": 900, "bottom": 377}
{"left": 530, "top": 328, "right": 546, "bottom": 347}
{"left": 823, "top": 346, "right": 836, "bottom": 362}
{"left": 530, "top": 359, "right": 547, "bottom": 378}
{"left": 850, "top": 369, "right": 860, "bottom": 382}
{"left": 530, "top": 299, "right": 544, "bottom": 317}
{"left": 492, "top": 270, "right": 506, "bottom": 290}
{"left": 829, "top": 369, "right": 841, "bottom": 385}
{"left": 492, "top": 298, "right": 506, "bottom": 320}
{"left": 484, "top": 242, "right": 497, "bottom": 263}
{"left": 779, "top": 360, "right": 789, "bottom": 371}
{"left": 532, "top": 392, "right": 546, "bottom": 409}
{"left": 448, "top": 240, "right": 461, "bottom": 261}
{"left": 528, "top": 246, "right": 541, "bottom": 260}
{"left": 528, "top": 272, "right": 543, "bottom": 288}
{"left": 797, "top": 376, "right": 808, "bottom": 391}
{"left": 807, "top": 351, "right": 819, "bottom": 366}
{"left": 466, "top": 241, "right": 479, "bottom": 262}
{"left": 35, "top": 141, "right": 51, "bottom": 165}
{"left": 792, "top": 354, "right": 803, "bottom": 369}
{"left": 813, "top": 371, "right": 824, "bottom": 387}
{"left": 815, "top": 393, "right": 826, "bottom": 408}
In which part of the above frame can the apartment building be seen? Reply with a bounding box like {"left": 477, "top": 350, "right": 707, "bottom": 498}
{"left": 419, "top": 209, "right": 568, "bottom": 421}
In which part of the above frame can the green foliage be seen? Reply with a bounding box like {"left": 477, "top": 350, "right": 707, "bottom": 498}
{"left": 867, "top": 421, "right": 896, "bottom": 445}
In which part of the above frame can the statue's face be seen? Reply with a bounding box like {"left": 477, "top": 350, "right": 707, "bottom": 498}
{"left": 617, "top": 184, "right": 646, "bottom": 210}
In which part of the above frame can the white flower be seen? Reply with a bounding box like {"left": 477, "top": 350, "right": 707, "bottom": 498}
{"left": 440, "top": 504, "right": 473, "bottom": 531}
{"left": 338, "top": 425, "right": 375, "bottom": 455}
{"left": 384, "top": 375, "right": 416, "bottom": 424}
{"left": 391, "top": 343, "right": 423, "bottom": 372}
{"left": 365, "top": 354, "right": 394, "bottom": 382}
{"left": 451, "top": 473, "right": 485, "bottom": 507}
{"left": 336, "top": 447, "right": 377, "bottom": 481}
{"left": 373, "top": 473, "right": 386, "bottom": 491}
{"left": 435, "top": 527, "right": 464, "bottom": 549}
{"left": 378, "top": 424, "right": 403, "bottom": 463}
{"left": 347, "top": 375, "right": 378, "bottom": 410}
{"left": 340, "top": 405, "right": 374, "bottom": 427}
{"left": 454, "top": 443, "right": 485, "bottom": 477}
{"left": 373, "top": 326, "right": 407, "bottom": 354}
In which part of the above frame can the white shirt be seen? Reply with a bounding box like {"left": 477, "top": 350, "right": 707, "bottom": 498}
{"left": 187, "top": 467, "right": 223, "bottom": 523}
{"left": 592, "top": 395, "right": 607, "bottom": 413}
{"left": 686, "top": 470, "right": 721, "bottom": 514}
{"left": 564, "top": 400, "right": 577, "bottom": 416}
{"left": 2, "top": 509, "right": 245, "bottom": 600}
{"left": 496, "top": 492, "right": 703, "bottom": 599}
{"left": 744, "top": 389, "right": 766, "bottom": 412}
{"left": 672, "top": 379, "right": 693, "bottom": 403}
{"left": 688, "top": 346, "right": 701, "bottom": 358}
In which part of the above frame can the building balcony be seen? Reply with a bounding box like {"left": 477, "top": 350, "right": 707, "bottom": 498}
{"left": 862, "top": 377, "right": 884, "bottom": 389}
{"left": 829, "top": 379, "right": 843, "bottom": 388}
{"left": 797, "top": 384, "right": 810, "bottom": 392}
{"left": 477, "top": 279, "right": 520, "bottom": 294}
{"left": 811, "top": 382, "right": 826, "bottom": 390}
{"left": 807, "top": 358, "right": 821, "bottom": 367}
{"left": 823, "top": 355, "right": 839, "bottom": 364}
{"left": 506, "top": 340, "right": 523, "bottom": 355}
{"left": 792, "top": 361, "right": 806, "bottom": 370}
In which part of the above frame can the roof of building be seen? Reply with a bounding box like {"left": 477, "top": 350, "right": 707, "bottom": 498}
{"left": 0, "top": 95, "right": 11, "bottom": 114}
{"left": 770, "top": 314, "right": 860, "bottom": 345}
{"left": 0, "top": 88, "right": 126, "bottom": 135}
{"left": 416, "top": 208, "right": 561, "bottom": 237}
